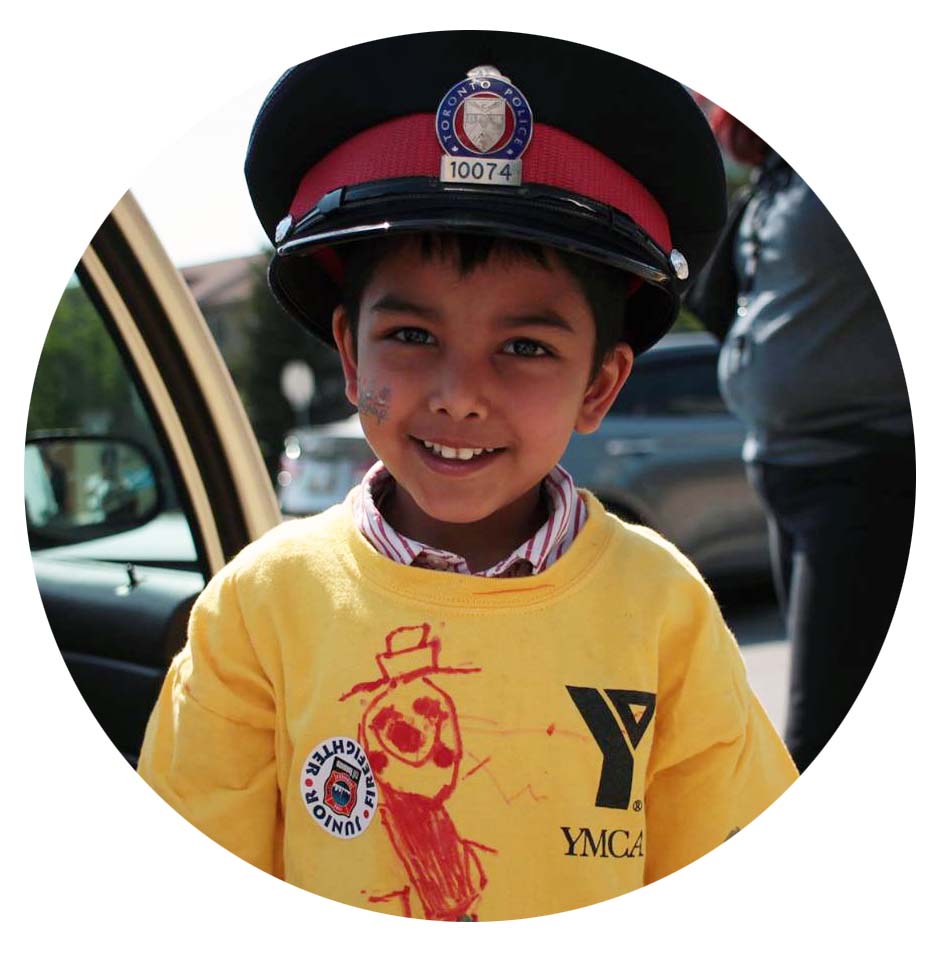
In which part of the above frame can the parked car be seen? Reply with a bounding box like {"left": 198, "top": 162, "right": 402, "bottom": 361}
{"left": 278, "top": 414, "right": 376, "bottom": 516}
{"left": 278, "top": 333, "right": 770, "bottom": 585}
{"left": 564, "top": 333, "right": 771, "bottom": 583}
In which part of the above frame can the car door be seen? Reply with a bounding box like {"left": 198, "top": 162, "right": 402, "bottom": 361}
{"left": 27, "top": 192, "right": 281, "bottom": 766}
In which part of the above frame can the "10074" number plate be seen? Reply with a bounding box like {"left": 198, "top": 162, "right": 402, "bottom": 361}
{"left": 439, "top": 157, "right": 522, "bottom": 186}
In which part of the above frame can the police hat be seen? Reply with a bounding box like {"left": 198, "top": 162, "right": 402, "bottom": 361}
{"left": 245, "top": 31, "right": 726, "bottom": 355}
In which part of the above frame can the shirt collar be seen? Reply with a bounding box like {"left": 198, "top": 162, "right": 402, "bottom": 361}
{"left": 353, "top": 461, "right": 584, "bottom": 577}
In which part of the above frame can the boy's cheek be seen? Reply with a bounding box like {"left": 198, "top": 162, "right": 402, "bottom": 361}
{"left": 517, "top": 391, "right": 587, "bottom": 438}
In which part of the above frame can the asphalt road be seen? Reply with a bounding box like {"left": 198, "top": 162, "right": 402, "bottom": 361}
{"left": 717, "top": 586, "right": 790, "bottom": 736}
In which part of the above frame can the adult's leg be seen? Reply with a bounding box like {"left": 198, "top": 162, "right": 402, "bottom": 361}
{"left": 746, "top": 462, "right": 793, "bottom": 616}
{"left": 756, "top": 452, "right": 914, "bottom": 772}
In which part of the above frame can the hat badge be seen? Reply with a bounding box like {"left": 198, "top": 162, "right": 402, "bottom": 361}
{"left": 436, "top": 64, "right": 534, "bottom": 187}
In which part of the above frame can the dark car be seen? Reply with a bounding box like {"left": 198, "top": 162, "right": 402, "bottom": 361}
{"left": 562, "top": 332, "right": 770, "bottom": 584}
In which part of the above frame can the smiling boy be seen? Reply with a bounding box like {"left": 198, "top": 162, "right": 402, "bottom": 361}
{"left": 138, "top": 32, "right": 798, "bottom": 921}
{"left": 334, "top": 237, "right": 632, "bottom": 570}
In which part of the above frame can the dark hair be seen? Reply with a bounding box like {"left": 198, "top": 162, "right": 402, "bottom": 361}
{"left": 336, "top": 233, "right": 629, "bottom": 378}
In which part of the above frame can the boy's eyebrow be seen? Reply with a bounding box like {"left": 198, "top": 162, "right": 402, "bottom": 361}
{"left": 368, "top": 295, "right": 576, "bottom": 334}
{"left": 500, "top": 311, "right": 577, "bottom": 334}
{"left": 369, "top": 294, "right": 441, "bottom": 321}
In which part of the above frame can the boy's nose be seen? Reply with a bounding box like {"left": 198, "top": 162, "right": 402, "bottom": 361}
{"left": 427, "top": 357, "right": 489, "bottom": 421}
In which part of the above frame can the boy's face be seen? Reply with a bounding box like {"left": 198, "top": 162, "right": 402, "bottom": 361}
{"left": 333, "top": 241, "right": 633, "bottom": 528}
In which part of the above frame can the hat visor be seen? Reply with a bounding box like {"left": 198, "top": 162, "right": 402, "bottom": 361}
{"left": 270, "top": 179, "right": 679, "bottom": 354}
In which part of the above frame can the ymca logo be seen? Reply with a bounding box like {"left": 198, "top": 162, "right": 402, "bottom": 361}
{"left": 566, "top": 687, "right": 656, "bottom": 809}
{"left": 561, "top": 826, "right": 644, "bottom": 859}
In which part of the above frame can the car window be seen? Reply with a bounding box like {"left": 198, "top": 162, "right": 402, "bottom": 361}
{"left": 26, "top": 274, "right": 199, "bottom": 568}
{"left": 612, "top": 351, "right": 728, "bottom": 417}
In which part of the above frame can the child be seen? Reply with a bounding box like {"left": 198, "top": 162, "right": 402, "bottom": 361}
{"left": 138, "top": 30, "right": 798, "bottom": 922}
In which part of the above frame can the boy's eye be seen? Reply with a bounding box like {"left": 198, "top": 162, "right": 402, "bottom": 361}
{"left": 502, "top": 338, "right": 551, "bottom": 358}
{"left": 390, "top": 327, "right": 436, "bottom": 345}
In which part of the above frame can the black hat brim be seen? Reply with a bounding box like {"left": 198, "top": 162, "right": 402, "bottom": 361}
{"left": 269, "top": 175, "right": 679, "bottom": 354}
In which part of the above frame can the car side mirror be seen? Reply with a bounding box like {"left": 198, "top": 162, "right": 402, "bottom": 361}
{"left": 24, "top": 435, "right": 164, "bottom": 548}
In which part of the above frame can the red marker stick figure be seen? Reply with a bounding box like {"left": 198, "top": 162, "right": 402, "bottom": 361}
{"left": 341, "top": 623, "right": 492, "bottom": 920}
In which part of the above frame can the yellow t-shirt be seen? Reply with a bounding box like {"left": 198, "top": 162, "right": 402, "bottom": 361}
{"left": 138, "top": 489, "right": 797, "bottom": 920}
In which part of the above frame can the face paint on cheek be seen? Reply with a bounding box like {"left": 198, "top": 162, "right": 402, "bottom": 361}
{"left": 358, "top": 380, "right": 392, "bottom": 424}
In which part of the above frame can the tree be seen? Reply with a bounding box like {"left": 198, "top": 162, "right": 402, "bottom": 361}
{"left": 28, "top": 277, "right": 136, "bottom": 434}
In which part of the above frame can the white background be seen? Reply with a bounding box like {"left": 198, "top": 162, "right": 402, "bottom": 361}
{"left": 132, "top": 76, "right": 275, "bottom": 267}
{"left": 2, "top": 2, "right": 936, "bottom": 955}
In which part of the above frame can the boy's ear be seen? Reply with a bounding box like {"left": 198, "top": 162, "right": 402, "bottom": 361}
{"left": 574, "top": 343, "right": 634, "bottom": 434}
{"left": 332, "top": 306, "right": 359, "bottom": 407}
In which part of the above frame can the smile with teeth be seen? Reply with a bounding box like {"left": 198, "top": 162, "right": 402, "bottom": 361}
{"left": 420, "top": 440, "right": 499, "bottom": 461}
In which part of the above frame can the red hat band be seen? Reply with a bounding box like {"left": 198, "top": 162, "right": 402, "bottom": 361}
{"left": 287, "top": 113, "right": 672, "bottom": 253}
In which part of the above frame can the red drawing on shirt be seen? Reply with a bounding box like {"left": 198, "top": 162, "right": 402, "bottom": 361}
{"left": 340, "top": 623, "right": 494, "bottom": 921}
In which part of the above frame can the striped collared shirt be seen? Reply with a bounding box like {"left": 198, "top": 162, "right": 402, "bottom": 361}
{"left": 353, "top": 461, "right": 587, "bottom": 577}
